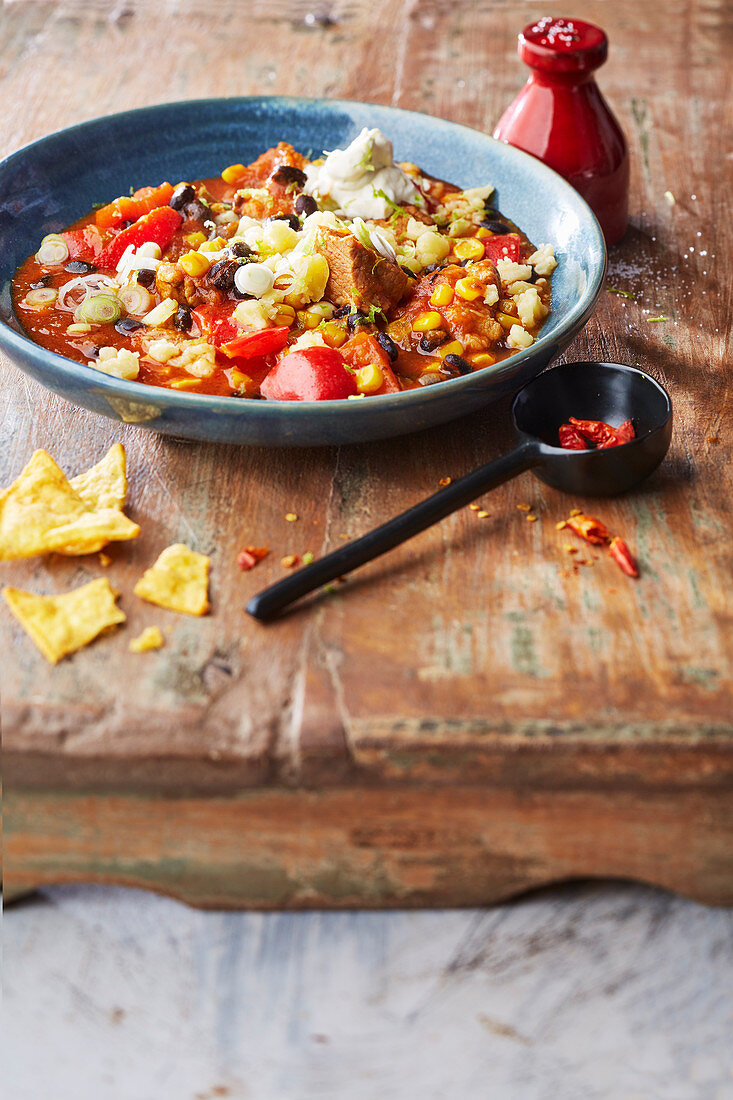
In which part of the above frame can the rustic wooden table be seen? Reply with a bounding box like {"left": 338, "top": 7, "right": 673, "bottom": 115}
{"left": 2, "top": 0, "right": 731, "bottom": 908}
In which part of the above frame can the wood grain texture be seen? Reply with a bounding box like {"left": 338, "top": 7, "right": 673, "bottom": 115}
{"left": 1, "top": 0, "right": 731, "bottom": 905}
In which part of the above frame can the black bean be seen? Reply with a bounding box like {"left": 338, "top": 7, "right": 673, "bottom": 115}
{"left": 419, "top": 330, "right": 447, "bottom": 352}
{"left": 443, "top": 353, "right": 473, "bottom": 375}
{"left": 208, "top": 259, "right": 238, "bottom": 290}
{"left": 229, "top": 241, "right": 253, "bottom": 259}
{"left": 294, "top": 194, "right": 317, "bottom": 217}
{"left": 269, "top": 214, "right": 300, "bottom": 231}
{"left": 423, "top": 262, "right": 445, "bottom": 274}
{"left": 459, "top": 258, "right": 473, "bottom": 267}
{"left": 173, "top": 306, "right": 193, "bottom": 332}
{"left": 136, "top": 268, "right": 156, "bottom": 287}
{"left": 170, "top": 183, "right": 196, "bottom": 210}
{"left": 270, "top": 165, "right": 308, "bottom": 188}
{"left": 30, "top": 275, "right": 52, "bottom": 289}
{"left": 347, "top": 311, "right": 368, "bottom": 333}
{"left": 400, "top": 265, "right": 417, "bottom": 279}
{"left": 114, "top": 318, "right": 144, "bottom": 335}
{"left": 333, "top": 304, "right": 351, "bottom": 319}
{"left": 481, "top": 219, "right": 513, "bottom": 234}
{"left": 376, "top": 332, "right": 399, "bottom": 362}
{"left": 65, "top": 260, "right": 96, "bottom": 274}
{"left": 182, "top": 198, "right": 210, "bottom": 223}
{"left": 528, "top": 268, "right": 539, "bottom": 284}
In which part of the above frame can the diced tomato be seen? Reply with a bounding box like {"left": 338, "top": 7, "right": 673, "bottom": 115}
{"left": 220, "top": 327, "right": 290, "bottom": 359}
{"left": 260, "top": 347, "right": 358, "bottom": 402}
{"left": 482, "top": 233, "right": 524, "bottom": 264}
{"left": 340, "top": 332, "right": 401, "bottom": 394}
{"left": 95, "top": 182, "right": 175, "bottom": 229}
{"left": 62, "top": 225, "right": 104, "bottom": 262}
{"left": 192, "top": 303, "right": 239, "bottom": 345}
{"left": 97, "top": 206, "right": 182, "bottom": 269}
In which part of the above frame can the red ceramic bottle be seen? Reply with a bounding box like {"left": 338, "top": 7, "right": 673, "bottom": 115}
{"left": 493, "top": 16, "right": 629, "bottom": 245}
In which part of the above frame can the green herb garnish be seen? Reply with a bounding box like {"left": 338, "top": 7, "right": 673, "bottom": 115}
{"left": 607, "top": 287, "right": 635, "bottom": 299}
{"left": 372, "top": 187, "right": 407, "bottom": 222}
{"left": 646, "top": 315, "right": 670, "bottom": 322}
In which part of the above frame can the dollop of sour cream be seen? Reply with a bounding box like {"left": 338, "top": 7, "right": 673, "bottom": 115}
{"left": 305, "top": 128, "right": 423, "bottom": 220}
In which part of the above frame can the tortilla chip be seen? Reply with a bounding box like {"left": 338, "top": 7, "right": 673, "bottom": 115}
{"left": 133, "top": 544, "right": 210, "bottom": 615}
{"left": 0, "top": 449, "right": 139, "bottom": 560}
{"left": 129, "top": 625, "right": 165, "bottom": 653}
{"left": 3, "top": 578, "right": 126, "bottom": 664}
{"left": 70, "top": 444, "right": 127, "bottom": 510}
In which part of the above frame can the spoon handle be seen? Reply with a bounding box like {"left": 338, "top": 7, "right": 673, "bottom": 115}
{"left": 246, "top": 441, "right": 539, "bottom": 622}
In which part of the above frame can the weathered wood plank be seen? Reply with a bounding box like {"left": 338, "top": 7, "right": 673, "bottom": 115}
{"left": 1, "top": 0, "right": 731, "bottom": 905}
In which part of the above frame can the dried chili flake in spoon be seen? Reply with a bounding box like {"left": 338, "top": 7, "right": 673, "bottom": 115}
{"left": 558, "top": 417, "right": 636, "bottom": 450}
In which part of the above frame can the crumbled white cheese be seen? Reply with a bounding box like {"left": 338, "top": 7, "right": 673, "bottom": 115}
{"left": 527, "top": 244, "right": 557, "bottom": 276}
{"left": 91, "top": 347, "right": 140, "bottom": 380}
{"left": 304, "top": 128, "right": 422, "bottom": 220}
{"left": 146, "top": 338, "right": 180, "bottom": 364}
{"left": 484, "top": 284, "right": 499, "bottom": 307}
{"left": 515, "top": 288, "right": 549, "bottom": 329}
{"left": 506, "top": 325, "right": 534, "bottom": 350}
{"left": 497, "top": 260, "right": 532, "bottom": 287}
{"left": 172, "top": 342, "right": 218, "bottom": 379}
{"left": 415, "top": 230, "right": 450, "bottom": 267}
{"left": 233, "top": 298, "right": 279, "bottom": 330}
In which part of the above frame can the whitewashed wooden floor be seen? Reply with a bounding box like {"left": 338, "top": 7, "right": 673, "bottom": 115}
{"left": 4, "top": 882, "right": 733, "bottom": 1100}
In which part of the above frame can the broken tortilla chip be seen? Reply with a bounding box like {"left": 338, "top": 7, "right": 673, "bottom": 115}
{"left": 0, "top": 448, "right": 139, "bottom": 560}
{"left": 129, "top": 625, "right": 165, "bottom": 653}
{"left": 133, "top": 544, "right": 210, "bottom": 615}
{"left": 70, "top": 443, "right": 127, "bottom": 510}
{"left": 2, "top": 578, "right": 126, "bottom": 664}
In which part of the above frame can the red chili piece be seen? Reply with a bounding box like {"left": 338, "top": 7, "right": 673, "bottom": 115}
{"left": 237, "top": 546, "right": 270, "bottom": 571}
{"left": 558, "top": 423, "right": 588, "bottom": 449}
{"left": 564, "top": 513, "right": 611, "bottom": 545}
{"left": 608, "top": 536, "right": 639, "bottom": 577}
{"left": 567, "top": 416, "right": 636, "bottom": 449}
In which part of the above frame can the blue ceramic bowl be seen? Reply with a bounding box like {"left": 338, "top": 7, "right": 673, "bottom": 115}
{"left": 0, "top": 97, "right": 606, "bottom": 446}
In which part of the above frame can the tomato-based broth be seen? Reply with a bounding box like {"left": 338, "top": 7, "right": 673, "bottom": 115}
{"left": 13, "top": 129, "right": 557, "bottom": 402}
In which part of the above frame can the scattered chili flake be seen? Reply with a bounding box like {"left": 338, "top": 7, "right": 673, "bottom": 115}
{"left": 477, "top": 510, "right": 490, "bottom": 519}
{"left": 707, "top": 435, "right": 719, "bottom": 443}
{"left": 98, "top": 552, "right": 111, "bottom": 567}
{"left": 608, "top": 536, "right": 639, "bottom": 578}
{"left": 516, "top": 503, "right": 531, "bottom": 511}
{"left": 565, "top": 513, "right": 611, "bottom": 545}
{"left": 556, "top": 520, "right": 567, "bottom": 530}
{"left": 281, "top": 554, "right": 300, "bottom": 568}
{"left": 569, "top": 509, "right": 582, "bottom": 517}
{"left": 607, "top": 287, "right": 635, "bottom": 299}
{"left": 526, "top": 514, "right": 537, "bottom": 522}
{"left": 285, "top": 512, "right": 298, "bottom": 522}
{"left": 237, "top": 546, "right": 270, "bottom": 571}
{"left": 439, "top": 476, "right": 452, "bottom": 486}
{"left": 302, "top": 551, "right": 314, "bottom": 565}
{"left": 564, "top": 544, "right": 578, "bottom": 553}
{"left": 469, "top": 504, "right": 481, "bottom": 511}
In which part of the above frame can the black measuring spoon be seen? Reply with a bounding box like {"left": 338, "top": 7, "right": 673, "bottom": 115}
{"left": 247, "top": 362, "right": 672, "bottom": 622}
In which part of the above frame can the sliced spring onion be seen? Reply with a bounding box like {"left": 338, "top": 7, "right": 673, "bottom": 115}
{"left": 76, "top": 293, "right": 123, "bottom": 325}
{"left": 141, "top": 297, "right": 179, "bottom": 326}
{"left": 36, "top": 234, "right": 69, "bottom": 266}
{"left": 23, "top": 287, "right": 58, "bottom": 309}
{"left": 119, "top": 283, "right": 153, "bottom": 316}
{"left": 234, "top": 263, "right": 275, "bottom": 298}
{"left": 57, "top": 273, "right": 117, "bottom": 311}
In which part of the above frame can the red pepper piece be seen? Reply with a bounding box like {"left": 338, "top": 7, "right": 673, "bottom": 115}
{"left": 565, "top": 513, "right": 611, "bottom": 545}
{"left": 62, "top": 226, "right": 104, "bottom": 262}
{"left": 481, "top": 233, "right": 524, "bottom": 264}
{"left": 260, "top": 346, "right": 358, "bottom": 402}
{"left": 97, "top": 206, "right": 182, "bottom": 269}
{"left": 237, "top": 546, "right": 270, "bottom": 571}
{"left": 191, "top": 304, "right": 239, "bottom": 346}
{"left": 95, "top": 182, "right": 174, "bottom": 229}
{"left": 220, "top": 327, "right": 290, "bottom": 359}
{"left": 608, "top": 536, "right": 639, "bottom": 577}
{"left": 558, "top": 423, "right": 589, "bottom": 450}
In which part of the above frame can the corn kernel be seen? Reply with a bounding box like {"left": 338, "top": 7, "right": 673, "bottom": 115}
{"left": 412, "top": 310, "right": 444, "bottom": 332}
{"left": 273, "top": 308, "right": 296, "bottom": 328}
{"left": 430, "top": 284, "right": 454, "bottom": 307}
{"left": 199, "top": 237, "right": 226, "bottom": 253}
{"left": 476, "top": 227, "right": 493, "bottom": 239}
{"left": 229, "top": 369, "right": 253, "bottom": 391}
{"left": 179, "top": 251, "right": 211, "bottom": 277}
{"left": 469, "top": 352, "right": 495, "bottom": 367}
{"left": 437, "top": 340, "right": 464, "bottom": 359}
{"left": 355, "top": 363, "right": 384, "bottom": 394}
{"left": 184, "top": 231, "right": 207, "bottom": 248}
{"left": 455, "top": 277, "right": 484, "bottom": 302}
{"left": 320, "top": 321, "right": 348, "bottom": 348}
{"left": 297, "top": 309, "right": 321, "bottom": 330}
{"left": 498, "top": 312, "right": 518, "bottom": 331}
{"left": 170, "top": 377, "right": 202, "bottom": 390}
{"left": 454, "top": 238, "right": 485, "bottom": 261}
{"left": 222, "top": 164, "right": 247, "bottom": 184}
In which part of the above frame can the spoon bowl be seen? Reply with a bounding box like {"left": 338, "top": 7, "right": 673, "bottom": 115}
{"left": 247, "top": 362, "right": 673, "bottom": 621}
{"left": 514, "top": 361, "right": 673, "bottom": 495}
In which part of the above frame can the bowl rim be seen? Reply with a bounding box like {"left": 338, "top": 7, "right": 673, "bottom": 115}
{"left": 0, "top": 94, "right": 607, "bottom": 420}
